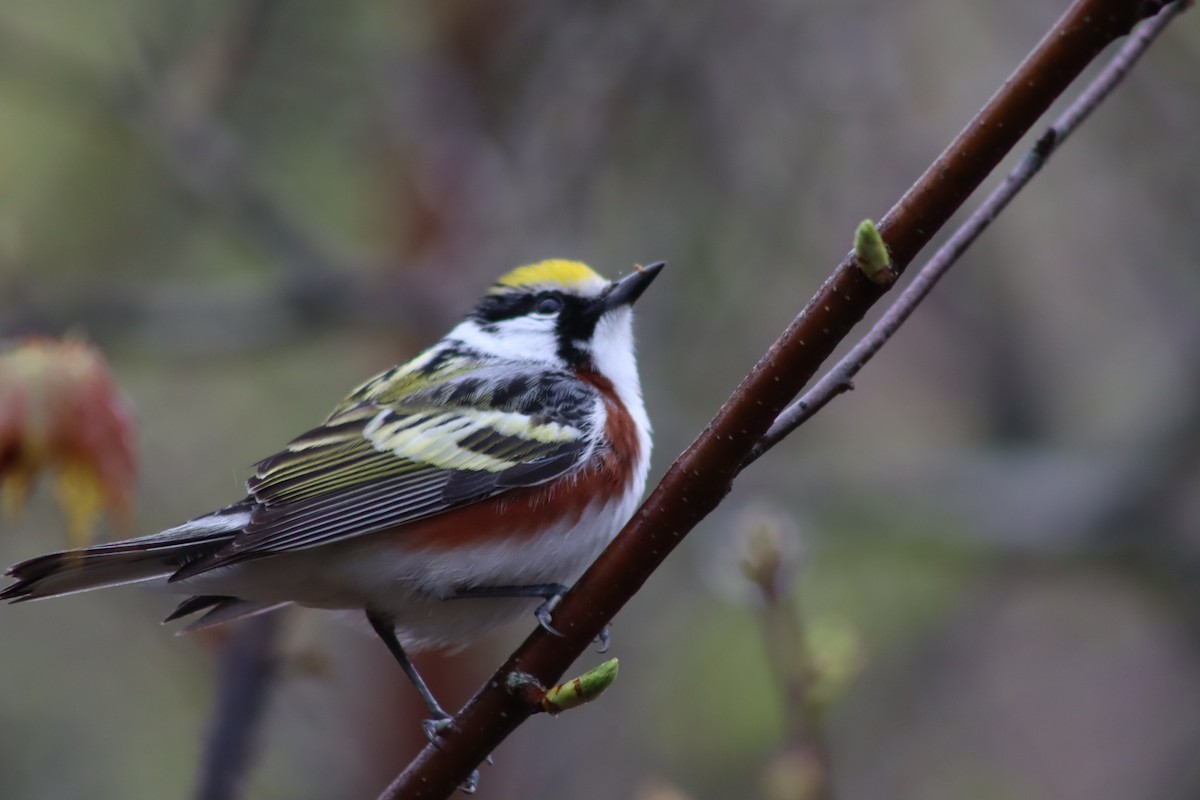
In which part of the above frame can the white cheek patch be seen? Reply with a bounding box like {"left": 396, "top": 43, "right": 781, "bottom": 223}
{"left": 449, "top": 319, "right": 565, "bottom": 368}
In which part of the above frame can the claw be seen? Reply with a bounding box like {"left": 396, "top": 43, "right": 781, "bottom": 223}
{"left": 421, "top": 715, "right": 492, "bottom": 787}
{"left": 421, "top": 714, "right": 453, "bottom": 749}
{"left": 535, "top": 595, "right": 565, "bottom": 637}
{"left": 459, "top": 769, "right": 480, "bottom": 794}
{"left": 594, "top": 624, "right": 611, "bottom": 654}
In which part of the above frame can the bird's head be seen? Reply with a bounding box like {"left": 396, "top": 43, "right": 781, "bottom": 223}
{"left": 450, "top": 259, "right": 664, "bottom": 377}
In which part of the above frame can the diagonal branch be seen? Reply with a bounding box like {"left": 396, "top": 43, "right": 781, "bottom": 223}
{"left": 380, "top": 1, "right": 1178, "bottom": 796}
{"left": 737, "top": 6, "right": 1187, "bottom": 796}
{"left": 750, "top": 0, "right": 1190, "bottom": 463}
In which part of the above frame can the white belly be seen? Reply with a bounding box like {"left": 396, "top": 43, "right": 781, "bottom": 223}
{"left": 178, "top": 491, "right": 639, "bottom": 649}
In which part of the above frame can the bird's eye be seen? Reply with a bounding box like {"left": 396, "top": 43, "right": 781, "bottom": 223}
{"left": 534, "top": 295, "right": 563, "bottom": 315}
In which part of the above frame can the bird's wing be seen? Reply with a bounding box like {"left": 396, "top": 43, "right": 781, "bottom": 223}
{"left": 171, "top": 370, "right": 599, "bottom": 578}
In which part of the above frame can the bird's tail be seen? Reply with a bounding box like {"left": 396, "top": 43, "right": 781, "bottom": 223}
{"left": 0, "top": 503, "right": 252, "bottom": 602}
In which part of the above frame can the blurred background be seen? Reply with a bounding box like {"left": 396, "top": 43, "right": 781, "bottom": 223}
{"left": 1, "top": 1, "right": 1198, "bottom": 799}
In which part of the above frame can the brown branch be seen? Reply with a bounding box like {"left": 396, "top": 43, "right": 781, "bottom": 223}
{"left": 749, "top": 0, "right": 1189, "bottom": 464}
{"left": 380, "top": 1, "right": 1176, "bottom": 797}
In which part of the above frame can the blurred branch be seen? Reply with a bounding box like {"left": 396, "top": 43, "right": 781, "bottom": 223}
{"left": 0, "top": 11, "right": 438, "bottom": 348}
{"left": 758, "top": 595, "right": 831, "bottom": 800}
{"left": 192, "top": 614, "right": 283, "bottom": 800}
{"left": 379, "top": 1, "right": 1175, "bottom": 796}
{"left": 741, "top": 511, "right": 831, "bottom": 800}
{"left": 749, "top": 0, "right": 1189, "bottom": 463}
{"left": 129, "top": 15, "right": 352, "bottom": 322}
{"left": 161, "top": 0, "right": 281, "bottom": 116}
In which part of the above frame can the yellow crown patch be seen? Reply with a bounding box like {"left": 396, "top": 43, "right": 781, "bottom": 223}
{"left": 491, "top": 260, "right": 605, "bottom": 294}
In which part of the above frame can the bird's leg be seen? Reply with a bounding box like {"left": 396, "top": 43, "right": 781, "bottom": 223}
{"left": 448, "top": 582, "right": 569, "bottom": 636}
{"left": 366, "top": 612, "right": 480, "bottom": 792}
{"left": 365, "top": 612, "right": 453, "bottom": 740}
{"left": 448, "top": 583, "right": 612, "bottom": 649}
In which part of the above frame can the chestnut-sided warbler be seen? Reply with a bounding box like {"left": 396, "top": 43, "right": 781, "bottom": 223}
{"left": 3, "top": 258, "right": 662, "bottom": 741}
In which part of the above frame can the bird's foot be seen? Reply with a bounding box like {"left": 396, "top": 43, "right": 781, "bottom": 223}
{"left": 421, "top": 712, "right": 454, "bottom": 747}
{"left": 458, "top": 770, "right": 480, "bottom": 795}
{"left": 534, "top": 593, "right": 565, "bottom": 637}
{"left": 595, "top": 624, "right": 611, "bottom": 653}
{"left": 421, "top": 715, "right": 486, "bottom": 792}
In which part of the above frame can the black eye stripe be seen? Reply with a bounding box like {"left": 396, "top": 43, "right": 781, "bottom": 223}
{"left": 472, "top": 293, "right": 534, "bottom": 323}
{"left": 472, "top": 291, "right": 566, "bottom": 323}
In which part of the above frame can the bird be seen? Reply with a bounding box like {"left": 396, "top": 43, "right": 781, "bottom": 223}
{"left": 2, "top": 258, "right": 662, "bottom": 746}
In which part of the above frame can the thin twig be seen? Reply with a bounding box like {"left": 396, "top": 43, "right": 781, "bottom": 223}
{"left": 748, "top": 0, "right": 1188, "bottom": 465}
{"left": 378, "top": 2, "right": 1174, "bottom": 797}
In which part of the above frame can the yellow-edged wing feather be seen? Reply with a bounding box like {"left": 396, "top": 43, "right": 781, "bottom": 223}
{"left": 172, "top": 362, "right": 599, "bottom": 577}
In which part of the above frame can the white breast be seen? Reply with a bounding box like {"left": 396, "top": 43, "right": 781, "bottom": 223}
{"left": 183, "top": 483, "right": 643, "bottom": 649}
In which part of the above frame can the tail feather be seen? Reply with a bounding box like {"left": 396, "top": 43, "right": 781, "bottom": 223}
{"left": 3, "top": 552, "right": 182, "bottom": 601}
{"left": 163, "top": 593, "right": 290, "bottom": 631}
{"left": 174, "top": 597, "right": 291, "bottom": 632}
{"left": 163, "top": 594, "right": 229, "bottom": 622}
{"left": 1, "top": 504, "right": 252, "bottom": 602}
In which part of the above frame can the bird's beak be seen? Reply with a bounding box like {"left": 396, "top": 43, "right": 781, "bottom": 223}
{"left": 603, "top": 262, "right": 665, "bottom": 311}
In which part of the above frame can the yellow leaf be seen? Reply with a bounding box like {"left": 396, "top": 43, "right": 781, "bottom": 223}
{"left": 54, "top": 458, "right": 106, "bottom": 549}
